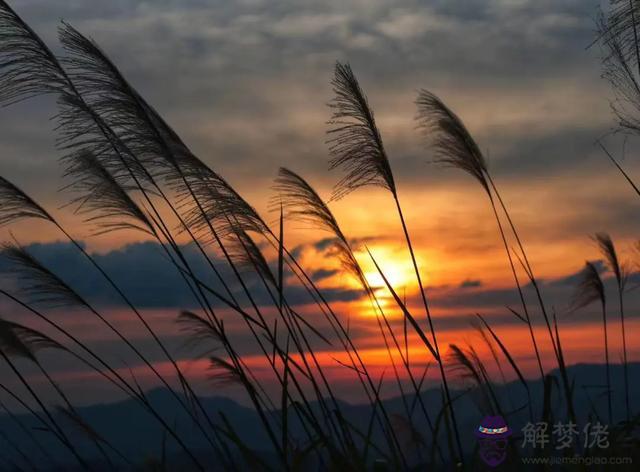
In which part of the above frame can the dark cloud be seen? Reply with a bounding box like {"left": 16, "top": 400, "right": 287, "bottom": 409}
{"left": 311, "top": 268, "right": 339, "bottom": 282}
{"left": 549, "top": 259, "right": 606, "bottom": 287}
{"left": 313, "top": 237, "right": 337, "bottom": 252}
{"left": 5, "top": 239, "right": 634, "bottom": 333}
{"left": 0, "top": 241, "right": 361, "bottom": 309}
{"left": 459, "top": 279, "right": 482, "bottom": 289}
{"left": 288, "top": 243, "right": 305, "bottom": 260}
{"left": 424, "top": 260, "right": 640, "bottom": 329}
{"left": 312, "top": 236, "right": 380, "bottom": 254}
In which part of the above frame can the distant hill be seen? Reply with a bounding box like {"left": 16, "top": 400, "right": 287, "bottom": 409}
{"left": 3, "top": 362, "right": 640, "bottom": 470}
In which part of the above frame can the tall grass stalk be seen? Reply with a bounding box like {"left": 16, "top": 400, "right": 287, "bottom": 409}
{"left": 415, "top": 90, "right": 552, "bottom": 388}
{"left": 572, "top": 261, "right": 612, "bottom": 423}
{"left": 595, "top": 232, "right": 630, "bottom": 421}
{"left": 327, "top": 61, "right": 463, "bottom": 464}
{"left": 274, "top": 167, "right": 443, "bottom": 463}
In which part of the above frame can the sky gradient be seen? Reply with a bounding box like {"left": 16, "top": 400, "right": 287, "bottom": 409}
{"left": 1, "top": 0, "right": 639, "bottom": 406}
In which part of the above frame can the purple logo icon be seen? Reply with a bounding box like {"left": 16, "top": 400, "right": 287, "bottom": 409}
{"left": 475, "top": 415, "right": 512, "bottom": 467}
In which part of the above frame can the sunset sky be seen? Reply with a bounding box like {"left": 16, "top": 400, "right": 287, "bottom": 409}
{"left": 1, "top": 0, "right": 639, "bottom": 405}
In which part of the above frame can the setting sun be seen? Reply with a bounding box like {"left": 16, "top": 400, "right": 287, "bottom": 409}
{"left": 357, "top": 246, "right": 416, "bottom": 293}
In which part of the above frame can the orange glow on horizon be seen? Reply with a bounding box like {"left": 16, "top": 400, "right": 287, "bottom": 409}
{"left": 358, "top": 244, "right": 419, "bottom": 293}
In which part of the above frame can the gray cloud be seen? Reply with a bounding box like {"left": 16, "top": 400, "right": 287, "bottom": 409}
{"left": 0, "top": 0, "right": 615, "bottom": 198}
{"left": 459, "top": 279, "right": 482, "bottom": 289}
{"left": 4, "top": 239, "right": 633, "bottom": 331}
{"left": 0, "top": 240, "right": 362, "bottom": 309}
{"left": 310, "top": 268, "right": 339, "bottom": 282}
{"left": 549, "top": 259, "right": 606, "bottom": 287}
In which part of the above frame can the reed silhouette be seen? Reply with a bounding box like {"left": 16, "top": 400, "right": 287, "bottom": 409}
{"left": 0, "top": 0, "right": 637, "bottom": 470}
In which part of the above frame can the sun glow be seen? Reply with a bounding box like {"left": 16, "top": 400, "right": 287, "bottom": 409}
{"left": 358, "top": 246, "right": 416, "bottom": 295}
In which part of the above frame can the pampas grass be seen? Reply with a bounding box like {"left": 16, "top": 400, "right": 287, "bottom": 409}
{"left": 571, "top": 261, "right": 612, "bottom": 423}
{"left": 595, "top": 232, "right": 631, "bottom": 421}
{"left": 328, "top": 61, "right": 464, "bottom": 463}
{"left": 0, "top": 0, "right": 636, "bottom": 470}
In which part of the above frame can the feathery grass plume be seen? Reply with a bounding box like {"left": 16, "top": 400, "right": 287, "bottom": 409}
{"left": 59, "top": 21, "right": 231, "bottom": 200}
{"left": 571, "top": 260, "right": 612, "bottom": 423}
{"left": 0, "top": 12, "right": 236, "bottom": 467}
{"left": 60, "top": 21, "right": 248, "bottom": 309}
{"left": 0, "top": 2, "right": 151, "bottom": 190}
{"left": 209, "top": 356, "right": 249, "bottom": 389}
{"left": 598, "top": 1, "right": 640, "bottom": 72}
{"left": 1, "top": 242, "right": 89, "bottom": 308}
{"left": 63, "top": 151, "right": 154, "bottom": 236}
{"left": 327, "top": 64, "right": 462, "bottom": 463}
{"left": 60, "top": 21, "right": 267, "bottom": 263}
{"left": 56, "top": 92, "right": 152, "bottom": 190}
{"left": 273, "top": 167, "right": 367, "bottom": 290}
{"left": 0, "top": 317, "right": 37, "bottom": 361}
{"left": 227, "top": 229, "right": 277, "bottom": 288}
{"left": 446, "top": 344, "right": 483, "bottom": 388}
{"left": 5, "top": 5, "right": 154, "bottom": 188}
{"left": 598, "top": 7, "right": 640, "bottom": 136}
{"left": 571, "top": 261, "right": 606, "bottom": 311}
{"left": 58, "top": 22, "right": 182, "bottom": 177}
{"left": 595, "top": 232, "right": 631, "bottom": 421}
{"left": 594, "top": 232, "right": 627, "bottom": 288}
{"left": 0, "top": 176, "right": 53, "bottom": 226}
{"left": 0, "top": 1, "right": 151, "bottom": 192}
{"left": 417, "top": 88, "right": 551, "bottom": 381}
{"left": 446, "top": 344, "right": 493, "bottom": 414}
{"left": 177, "top": 310, "right": 224, "bottom": 354}
{"left": 181, "top": 163, "right": 268, "bottom": 239}
{"left": 45, "top": 19, "right": 249, "bottom": 321}
{"left": 2, "top": 319, "right": 79, "bottom": 418}
{"left": 327, "top": 62, "right": 395, "bottom": 200}
{"left": 415, "top": 90, "right": 489, "bottom": 192}
{"left": 1, "top": 319, "right": 66, "bottom": 354}
{"left": 0, "top": 1, "right": 69, "bottom": 104}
